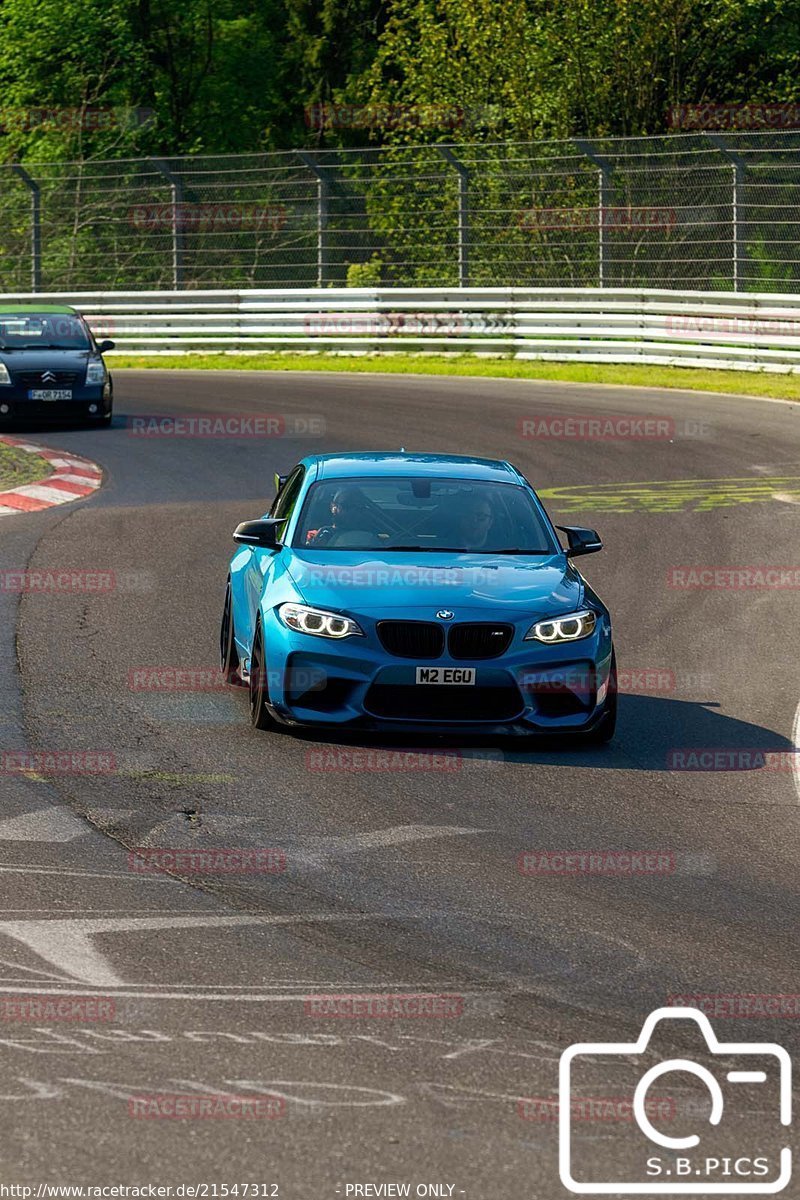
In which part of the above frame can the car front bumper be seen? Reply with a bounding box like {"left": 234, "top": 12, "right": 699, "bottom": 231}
{"left": 0, "top": 384, "right": 111, "bottom": 423}
{"left": 254, "top": 612, "right": 614, "bottom": 734}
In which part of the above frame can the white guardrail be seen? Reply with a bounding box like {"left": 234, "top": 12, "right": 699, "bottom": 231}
{"left": 4, "top": 287, "right": 800, "bottom": 371}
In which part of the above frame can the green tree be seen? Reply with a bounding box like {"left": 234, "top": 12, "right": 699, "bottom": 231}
{"left": 281, "top": 0, "right": 387, "bottom": 145}
{"left": 361, "top": 0, "right": 800, "bottom": 141}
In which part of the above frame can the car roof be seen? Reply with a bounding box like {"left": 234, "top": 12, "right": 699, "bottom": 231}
{"left": 0, "top": 305, "right": 79, "bottom": 315}
{"left": 305, "top": 452, "right": 521, "bottom": 484}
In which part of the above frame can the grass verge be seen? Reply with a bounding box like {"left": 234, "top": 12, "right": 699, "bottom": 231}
{"left": 0, "top": 441, "right": 53, "bottom": 492}
{"left": 109, "top": 354, "right": 800, "bottom": 402}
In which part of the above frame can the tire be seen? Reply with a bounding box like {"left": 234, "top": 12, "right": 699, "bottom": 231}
{"left": 219, "top": 579, "right": 244, "bottom": 686}
{"left": 584, "top": 650, "right": 617, "bottom": 744}
{"left": 249, "top": 619, "right": 278, "bottom": 731}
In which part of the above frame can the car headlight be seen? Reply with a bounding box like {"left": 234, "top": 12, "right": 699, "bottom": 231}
{"left": 0, "top": 364, "right": 10, "bottom": 386}
{"left": 524, "top": 609, "right": 597, "bottom": 643}
{"left": 278, "top": 602, "right": 363, "bottom": 639}
{"left": 85, "top": 361, "right": 106, "bottom": 385}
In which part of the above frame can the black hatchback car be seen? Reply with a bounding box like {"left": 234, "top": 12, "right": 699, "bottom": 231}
{"left": 0, "top": 305, "right": 114, "bottom": 427}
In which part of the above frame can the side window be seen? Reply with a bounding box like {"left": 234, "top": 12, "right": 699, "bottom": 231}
{"left": 270, "top": 467, "right": 305, "bottom": 529}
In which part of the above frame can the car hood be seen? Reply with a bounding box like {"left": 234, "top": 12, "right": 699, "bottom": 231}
{"left": 284, "top": 550, "right": 583, "bottom": 618}
{"left": 0, "top": 349, "right": 92, "bottom": 372}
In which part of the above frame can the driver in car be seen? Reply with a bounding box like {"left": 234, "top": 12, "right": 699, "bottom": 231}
{"left": 305, "top": 487, "right": 375, "bottom": 545}
{"left": 452, "top": 495, "right": 495, "bottom": 550}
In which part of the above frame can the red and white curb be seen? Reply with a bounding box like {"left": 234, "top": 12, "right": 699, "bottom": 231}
{"left": 0, "top": 436, "right": 103, "bottom": 515}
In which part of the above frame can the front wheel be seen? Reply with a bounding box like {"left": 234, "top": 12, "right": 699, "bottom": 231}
{"left": 584, "top": 651, "right": 617, "bottom": 744}
{"left": 249, "top": 619, "right": 278, "bottom": 730}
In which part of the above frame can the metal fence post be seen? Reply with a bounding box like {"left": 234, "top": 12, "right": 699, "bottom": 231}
{"left": 11, "top": 165, "right": 41, "bottom": 292}
{"left": 574, "top": 140, "right": 613, "bottom": 288}
{"left": 297, "top": 152, "right": 330, "bottom": 288}
{"left": 438, "top": 146, "right": 470, "bottom": 287}
{"left": 150, "top": 158, "right": 186, "bottom": 290}
{"left": 704, "top": 133, "right": 747, "bottom": 291}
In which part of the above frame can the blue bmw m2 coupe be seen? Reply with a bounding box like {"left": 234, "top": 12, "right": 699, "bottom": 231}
{"left": 220, "top": 452, "right": 616, "bottom": 741}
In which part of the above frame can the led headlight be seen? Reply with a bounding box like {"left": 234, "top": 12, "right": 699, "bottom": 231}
{"left": 0, "top": 364, "right": 11, "bottom": 386}
{"left": 86, "top": 361, "right": 107, "bottom": 385}
{"left": 278, "top": 602, "right": 363, "bottom": 639}
{"left": 524, "top": 609, "right": 597, "bottom": 644}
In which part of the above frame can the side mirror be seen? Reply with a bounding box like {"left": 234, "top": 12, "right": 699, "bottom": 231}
{"left": 557, "top": 525, "right": 603, "bottom": 558}
{"left": 233, "top": 518, "right": 284, "bottom": 549}
{"left": 97, "top": 340, "right": 115, "bottom": 353}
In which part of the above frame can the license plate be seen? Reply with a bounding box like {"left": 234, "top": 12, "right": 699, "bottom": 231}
{"left": 29, "top": 389, "right": 72, "bottom": 401}
{"left": 415, "top": 667, "right": 476, "bottom": 685}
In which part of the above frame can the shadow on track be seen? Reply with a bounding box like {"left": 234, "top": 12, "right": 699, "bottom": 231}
{"left": 291, "top": 695, "right": 795, "bottom": 773}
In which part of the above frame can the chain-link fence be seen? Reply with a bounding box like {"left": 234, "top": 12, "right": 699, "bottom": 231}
{"left": 3, "top": 131, "right": 800, "bottom": 293}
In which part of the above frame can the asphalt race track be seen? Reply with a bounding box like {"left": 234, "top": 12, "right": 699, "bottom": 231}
{"left": 2, "top": 370, "right": 800, "bottom": 1196}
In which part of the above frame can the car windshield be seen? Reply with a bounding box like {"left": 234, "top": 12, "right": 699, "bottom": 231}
{"left": 0, "top": 313, "right": 91, "bottom": 350}
{"left": 293, "top": 476, "right": 559, "bottom": 553}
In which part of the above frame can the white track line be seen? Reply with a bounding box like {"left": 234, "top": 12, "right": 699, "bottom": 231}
{"left": 791, "top": 699, "right": 800, "bottom": 803}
